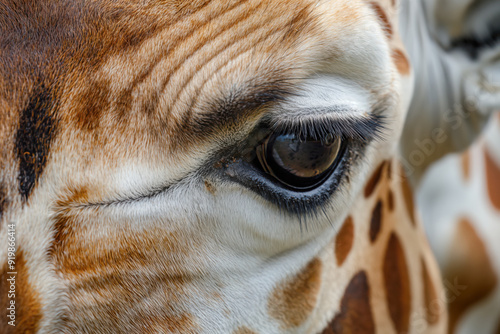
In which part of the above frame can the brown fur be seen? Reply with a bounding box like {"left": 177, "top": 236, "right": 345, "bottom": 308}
{"left": 444, "top": 218, "right": 498, "bottom": 334}
{"left": 0, "top": 1, "right": 452, "bottom": 333}
{"left": 392, "top": 49, "right": 410, "bottom": 75}
{"left": 383, "top": 233, "right": 412, "bottom": 334}
{"left": 321, "top": 271, "right": 375, "bottom": 334}
{"left": 422, "top": 258, "right": 441, "bottom": 325}
{"left": 335, "top": 216, "right": 354, "bottom": 266}
{"left": 49, "top": 204, "right": 204, "bottom": 332}
{"left": 368, "top": 2, "right": 393, "bottom": 38}
{"left": 400, "top": 164, "right": 416, "bottom": 226}
{"left": 369, "top": 200, "right": 383, "bottom": 242}
{"left": 234, "top": 326, "right": 258, "bottom": 334}
{"left": 387, "top": 188, "right": 395, "bottom": 212}
{"left": 204, "top": 179, "right": 216, "bottom": 195}
{"left": 268, "top": 258, "right": 323, "bottom": 329}
{"left": 0, "top": 250, "right": 42, "bottom": 333}
{"left": 364, "top": 161, "right": 387, "bottom": 198}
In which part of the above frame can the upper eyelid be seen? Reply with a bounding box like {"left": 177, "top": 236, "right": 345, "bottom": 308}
{"left": 255, "top": 75, "right": 390, "bottom": 140}
{"left": 271, "top": 75, "right": 372, "bottom": 113}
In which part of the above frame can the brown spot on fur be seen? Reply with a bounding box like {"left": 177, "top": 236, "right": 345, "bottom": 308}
{"left": 421, "top": 258, "right": 440, "bottom": 325}
{"left": 484, "top": 147, "right": 500, "bottom": 210}
{"left": 52, "top": 210, "right": 194, "bottom": 277}
{"left": 387, "top": 189, "right": 395, "bottom": 211}
{"left": 461, "top": 150, "right": 471, "bottom": 181}
{"left": 46, "top": 192, "right": 205, "bottom": 331}
{"left": 51, "top": 215, "right": 200, "bottom": 331}
{"left": 73, "top": 79, "right": 110, "bottom": 132}
{"left": 364, "top": 161, "right": 386, "bottom": 198}
{"left": 234, "top": 326, "right": 257, "bottom": 334}
{"left": 282, "top": 1, "right": 318, "bottom": 42}
{"left": 392, "top": 49, "right": 410, "bottom": 75}
{"left": 204, "top": 180, "right": 216, "bottom": 195}
{"left": 60, "top": 186, "right": 89, "bottom": 206}
{"left": 369, "top": 2, "right": 393, "bottom": 38}
{"left": 335, "top": 216, "right": 354, "bottom": 266}
{"left": 369, "top": 200, "right": 383, "bottom": 243}
{"left": 268, "top": 258, "right": 322, "bottom": 329}
{"left": 383, "top": 233, "right": 411, "bottom": 334}
{"left": 49, "top": 212, "right": 73, "bottom": 259}
{"left": 0, "top": 250, "right": 42, "bottom": 332}
{"left": 400, "top": 164, "right": 416, "bottom": 226}
{"left": 386, "top": 160, "right": 393, "bottom": 179}
{"left": 444, "top": 218, "right": 498, "bottom": 334}
{"left": 16, "top": 84, "right": 58, "bottom": 201}
{"left": 48, "top": 187, "right": 89, "bottom": 256}
{"left": 321, "top": 271, "right": 375, "bottom": 334}
{"left": 141, "top": 313, "right": 196, "bottom": 333}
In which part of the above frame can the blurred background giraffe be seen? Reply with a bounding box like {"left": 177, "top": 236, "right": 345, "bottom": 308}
{"left": 400, "top": 0, "right": 500, "bottom": 332}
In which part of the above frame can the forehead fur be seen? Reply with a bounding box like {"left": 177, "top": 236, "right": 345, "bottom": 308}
{"left": 1, "top": 0, "right": 388, "bottom": 152}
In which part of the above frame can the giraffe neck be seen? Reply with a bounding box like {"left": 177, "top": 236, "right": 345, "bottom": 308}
{"left": 418, "top": 113, "right": 500, "bottom": 334}
{"left": 317, "top": 156, "right": 448, "bottom": 333}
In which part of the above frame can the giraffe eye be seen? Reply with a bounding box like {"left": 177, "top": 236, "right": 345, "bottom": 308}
{"left": 255, "top": 132, "right": 343, "bottom": 191}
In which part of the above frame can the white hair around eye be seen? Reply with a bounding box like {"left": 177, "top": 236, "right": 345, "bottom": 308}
{"left": 269, "top": 75, "right": 372, "bottom": 122}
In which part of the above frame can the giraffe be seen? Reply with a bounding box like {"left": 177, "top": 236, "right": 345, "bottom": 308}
{"left": 397, "top": 1, "right": 500, "bottom": 333}
{"left": 417, "top": 113, "right": 500, "bottom": 334}
{"left": 0, "top": 0, "right": 497, "bottom": 333}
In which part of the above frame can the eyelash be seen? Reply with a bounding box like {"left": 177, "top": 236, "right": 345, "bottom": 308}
{"left": 268, "top": 113, "right": 386, "bottom": 143}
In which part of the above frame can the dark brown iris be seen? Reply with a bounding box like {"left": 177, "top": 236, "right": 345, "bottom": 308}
{"left": 256, "top": 133, "right": 342, "bottom": 190}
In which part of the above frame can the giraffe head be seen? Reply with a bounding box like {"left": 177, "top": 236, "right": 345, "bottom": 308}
{"left": 0, "top": 0, "right": 447, "bottom": 333}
